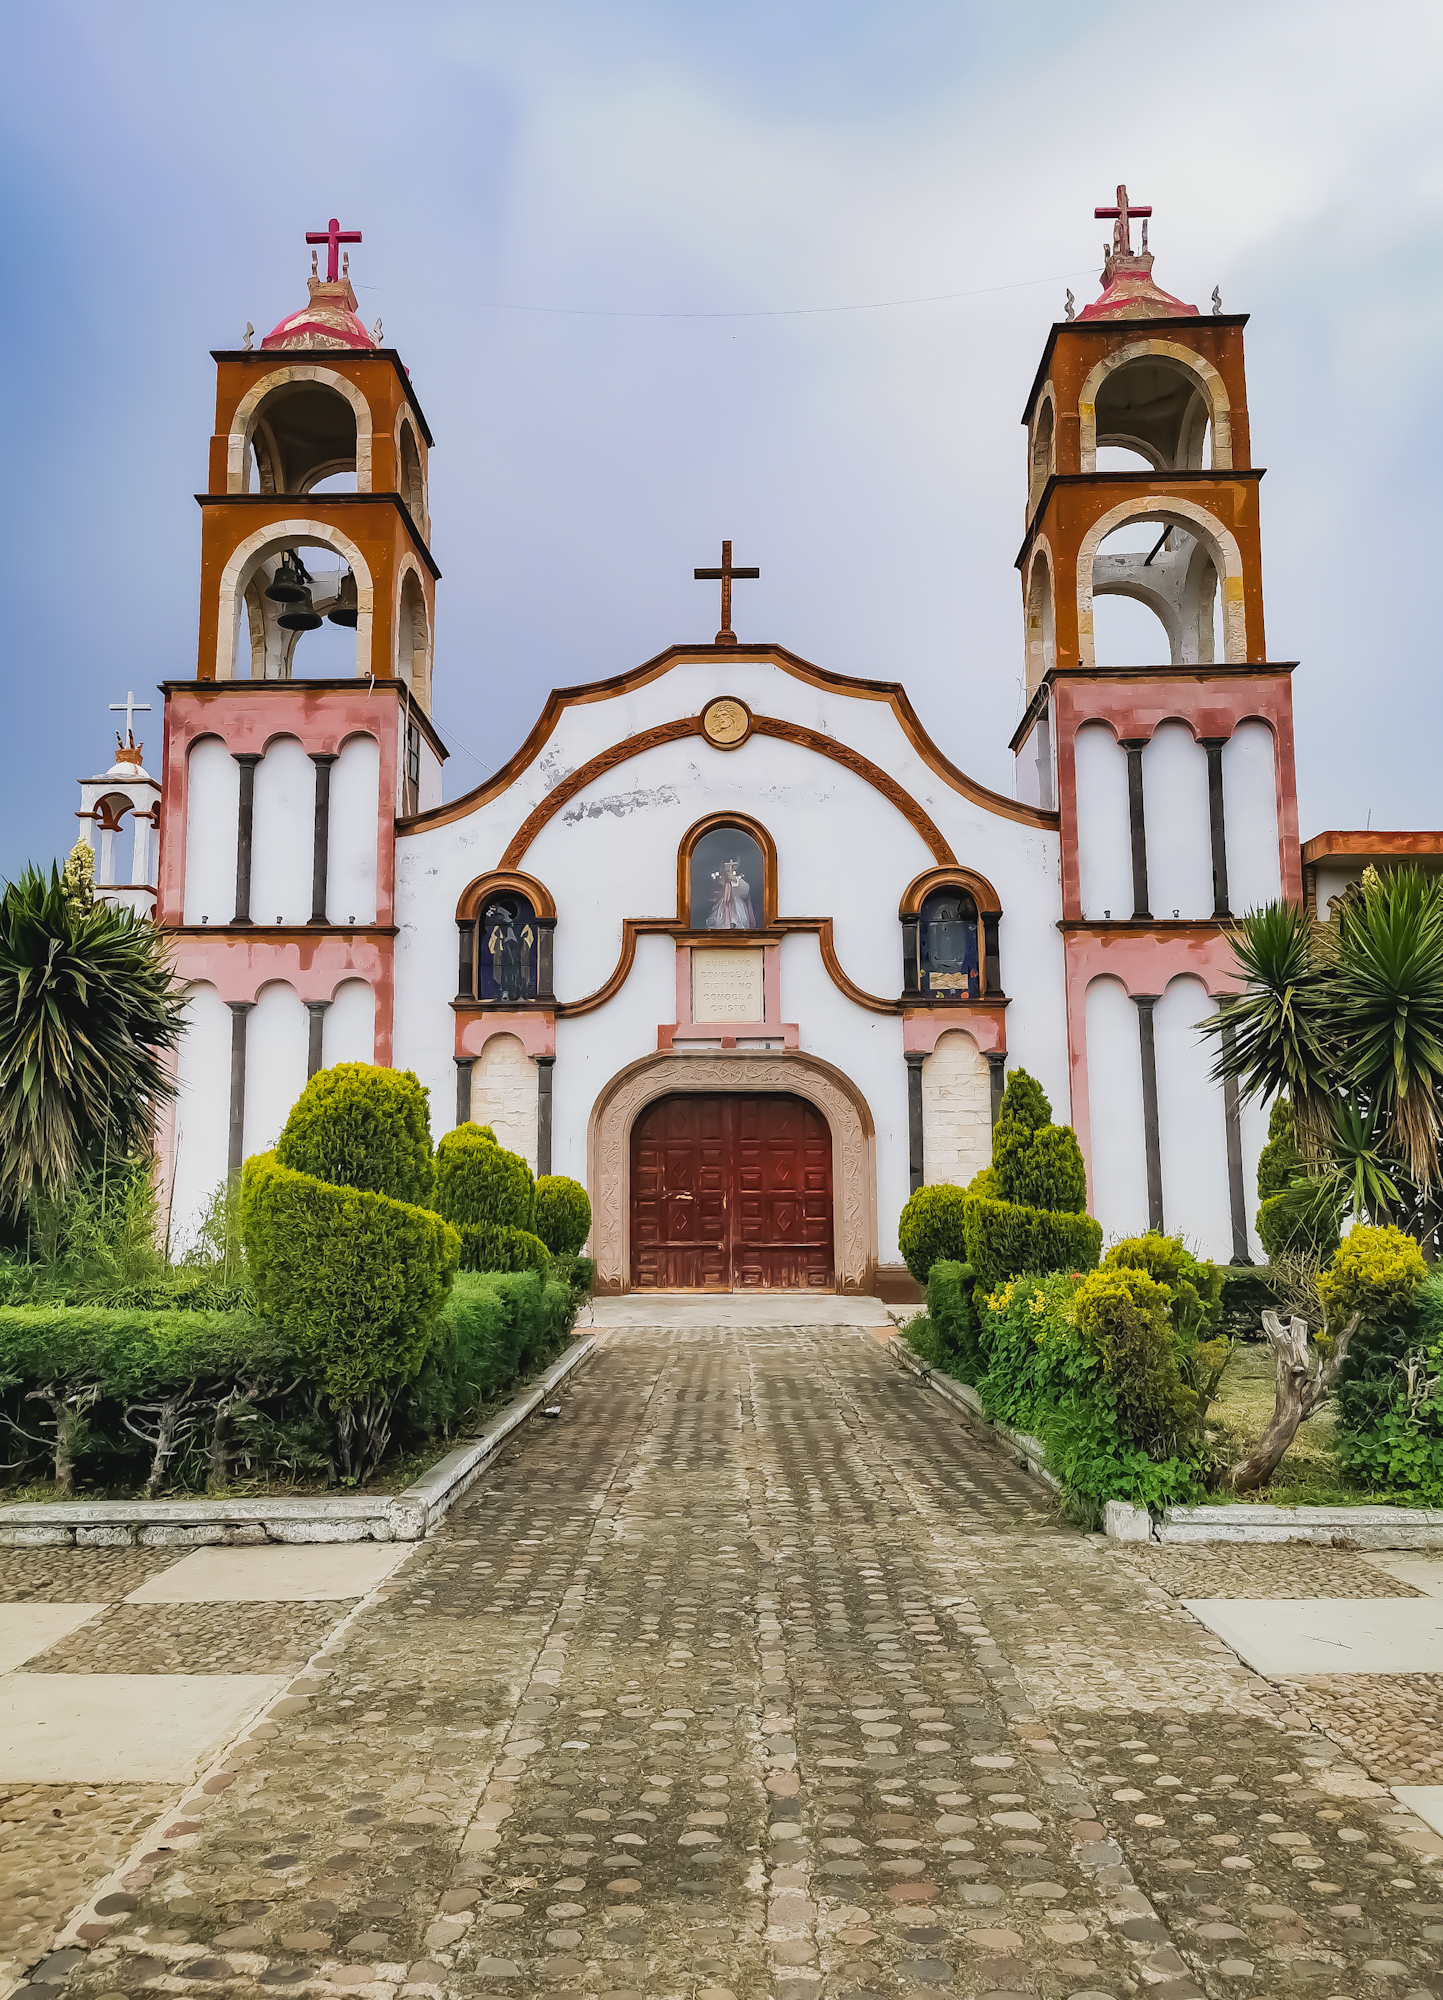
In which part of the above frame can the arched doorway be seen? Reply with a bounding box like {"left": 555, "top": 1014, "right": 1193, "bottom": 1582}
{"left": 630, "top": 1091, "right": 833, "bottom": 1290}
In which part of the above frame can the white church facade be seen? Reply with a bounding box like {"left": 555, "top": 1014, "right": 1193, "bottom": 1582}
{"left": 88, "top": 195, "right": 1405, "bottom": 1295}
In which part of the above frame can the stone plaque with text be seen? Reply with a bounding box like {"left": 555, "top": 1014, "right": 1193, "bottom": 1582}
{"left": 692, "top": 948, "right": 764, "bottom": 1022}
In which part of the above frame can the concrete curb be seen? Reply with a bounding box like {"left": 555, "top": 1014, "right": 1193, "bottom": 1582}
{"left": 0, "top": 1335, "right": 596, "bottom": 1548}
{"left": 885, "top": 1335, "right": 1061, "bottom": 1494}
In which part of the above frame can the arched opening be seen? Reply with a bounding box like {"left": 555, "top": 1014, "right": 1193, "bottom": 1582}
{"left": 1095, "top": 444, "right": 1159, "bottom": 473}
{"left": 918, "top": 887, "right": 980, "bottom": 999}
{"left": 477, "top": 891, "right": 539, "bottom": 1003}
{"left": 1023, "top": 550, "right": 1055, "bottom": 698}
{"left": 245, "top": 381, "right": 359, "bottom": 496}
{"left": 1028, "top": 396, "right": 1055, "bottom": 517}
{"left": 1092, "top": 355, "right": 1215, "bottom": 472}
{"left": 630, "top": 1091, "right": 833, "bottom": 1290}
{"left": 1091, "top": 517, "right": 1218, "bottom": 667}
{"left": 685, "top": 822, "right": 769, "bottom": 930}
{"left": 232, "top": 531, "right": 370, "bottom": 682}
{"left": 398, "top": 419, "right": 426, "bottom": 532}
{"left": 398, "top": 567, "right": 430, "bottom": 703}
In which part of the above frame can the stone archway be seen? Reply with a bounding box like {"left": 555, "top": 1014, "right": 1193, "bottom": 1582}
{"left": 587, "top": 1050, "right": 877, "bottom": 1294}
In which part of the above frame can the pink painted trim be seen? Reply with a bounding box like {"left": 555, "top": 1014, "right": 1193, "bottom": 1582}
{"left": 659, "top": 1022, "right": 801, "bottom": 1050}
{"left": 458, "top": 1015, "right": 556, "bottom": 1060}
{"left": 902, "top": 1007, "right": 1007, "bottom": 1057}
{"left": 1063, "top": 928, "right": 1241, "bottom": 1209}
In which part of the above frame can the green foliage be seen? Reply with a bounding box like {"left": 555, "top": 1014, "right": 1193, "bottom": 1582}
{"left": 455, "top": 1221, "right": 551, "bottom": 1275}
{"left": 925, "top": 1259, "right": 984, "bottom": 1381}
{"left": 403, "top": 1269, "right": 579, "bottom": 1438}
{"left": 1104, "top": 1232, "right": 1224, "bottom": 1344}
{"left": 1256, "top": 1185, "right": 1342, "bottom": 1262}
{"left": 277, "top": 1064, "right": 436, "bottom": 1209}
{"left": 240, "top": 1151, "right": 458, "bottom": 1409}
{"left": 0, "top": 1302, "right": 288, "bottom": 1398}
{"left": 1257, "top": 1098, "right": 1303, "bottom": 1198}
{"left": 0, "top": 864, "right": 186, "bottom": 1215}
{"left": 549, "top": 1253, "right": 597, "bottom": 1305}
{"left": 1072, "top": 1266, "right": 1200, "bottom": 1460}
{"left": 991, "top": 1068, "right": 1087, "bottom": 1214}
{"left": 532, "top": 1175, "right": 592, "bottom": 1256}
{"left": 60, "top": 840, "right": 95, "bottom": 920}
{"left": 962, "top": 1195, "right": 1101, "bottom": 1291}
{"left": 1318, "top": 1222, "right": 1426, "bottom": 1327}
{"left": 434, "top": 1123, "right": 534, "bottom": 1231}
{"left": 897, "top": 1183, "right": 970, "bottom": 1284}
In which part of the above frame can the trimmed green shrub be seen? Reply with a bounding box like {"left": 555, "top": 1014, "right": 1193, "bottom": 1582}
{"left": 549, "top": 1253, "right": 597, "bottom": 1304}
{"left": 926, "top": 1259, "right": 984, "bottom": 1381}
{"left": 1256, "top": 1186, "right": 1342, "bottom": 1261}
{"left": 962, "top": 1196, "right": 1101, "bottom": 1292}
{"left": 1104, "top": 1232, "right": 1224, "bottom": 1343}
{"left": 277, "top": 1063, "right": 436, "bottom": 1208}
{"left": 403, "top": 1269, "right": 579, "bottom": 1436}
{"left": 533, "top": 1175, "right": 592, "bottom": 1256}
{"left": 435, "top": 1123, "right": 535, "bottom": 1232}
{"left": 1072, "top": 1265, "right": 1198, "bottom": 1460}
{"left": 241, "top": 1151, "right": 458, "bottom": 1411}
{"left": 455, "top": 1221, "right": 551, "bottom": 1275}
{"left": 992, "top": 1069, "right": 1087, "bottom": 1214}
{"left": 1257, "top": 1097, "right": 1302, "bottom": 1199}
{"left": 897, "top": 1184, "right": 969, "bottom": 1285}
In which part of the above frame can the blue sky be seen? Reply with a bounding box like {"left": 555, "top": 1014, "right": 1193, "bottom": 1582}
{"left": 2, "top": 0, "right": 1440, "bottom": 875}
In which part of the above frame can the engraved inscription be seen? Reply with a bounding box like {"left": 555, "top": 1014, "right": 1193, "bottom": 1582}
{"left": 692, "top": 948, "right": 764, "bottom": 1021}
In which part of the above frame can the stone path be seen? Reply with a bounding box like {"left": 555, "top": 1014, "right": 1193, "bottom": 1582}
{"left": 5, "top": 1319, "right": 1443, "bottom": 2000}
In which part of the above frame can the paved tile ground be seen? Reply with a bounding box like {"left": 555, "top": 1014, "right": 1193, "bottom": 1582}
{"left": 4, "top": 1322, "right": 1443, "bottom": 2000}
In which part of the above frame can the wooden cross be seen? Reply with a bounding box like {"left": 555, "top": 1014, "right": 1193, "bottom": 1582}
{"left": 1094, "top": 184, "right": 1152, "bottom": 258}
{"left": 109, "top": 689, "right": 151, "bottom": 741}
{"left": 693, "top": 540, "right": 759, "bottom": 648}
{"left": 305, "top": 216, "right": 362, "bottom": 283}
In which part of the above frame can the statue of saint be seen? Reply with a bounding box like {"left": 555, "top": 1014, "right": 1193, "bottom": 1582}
{"left": 708, "top": 856, "right": 756, "bottom": 929}
{"left": 922, "top": 896, "right": 979, "bottom": 997}
{"left": 484, "top": 899, "right": 535, "bottom": 1001}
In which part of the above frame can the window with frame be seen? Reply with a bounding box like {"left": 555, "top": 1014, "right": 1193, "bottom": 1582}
{"left": 918, "top": 887, "right": 980, "bottom": 998}
{"left": 478, "top": 892, "right": 537, "bottom": 1002}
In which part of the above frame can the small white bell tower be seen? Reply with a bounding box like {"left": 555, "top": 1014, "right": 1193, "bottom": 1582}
{"left": 76, "top": 690, "right": 160, "bottom": 917}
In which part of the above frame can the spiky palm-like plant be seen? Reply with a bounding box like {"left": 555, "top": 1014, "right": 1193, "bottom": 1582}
{"left": 1207, "top": 868, "right": 1443, "bottom": 1230}
{"left": 0, "top": 865, "right": 185, "bottom": 1214}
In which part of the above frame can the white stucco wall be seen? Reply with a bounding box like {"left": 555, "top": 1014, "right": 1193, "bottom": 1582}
{"left": 251, "top": 736, "right": 315, "bottom": 926}
{"left": 327, "top": 733, "right": 380, "bottom": 924}
{"left": 171, "top": 981, "right": 232, "bottom": 1255}
{"left": 1143, "top": 722, "right": 1213, "bottom": 919}
{"left": 391, "top": 650, "right": 1068, "bottom": 1280}
{"left": 183, "top": 737, "right": 241, "bottom": 926}
{"left": 1074, "top": 723, "right": 1132, "bottom": 921}
{"left": 1222, "top": 721, "right": 1282, "bottom": 915}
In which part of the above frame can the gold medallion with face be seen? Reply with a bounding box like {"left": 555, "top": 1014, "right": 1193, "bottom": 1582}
{"left": 702, "top": 697, "right": 750, "bottom": 747}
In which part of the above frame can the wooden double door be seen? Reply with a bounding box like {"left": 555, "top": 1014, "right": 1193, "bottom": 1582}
{"left": 630, "top": 1092, "right": 834, "bottom": 1290}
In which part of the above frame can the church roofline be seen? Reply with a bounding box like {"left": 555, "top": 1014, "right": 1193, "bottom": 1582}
{"left": 396, "top": 641, "right": 1060, "bottom": 836}
{"left": 1019, "top": 313, "right": 1251, "bottom": 428}
{"left": 210, "top": 348, "right": 436, "bottom": 447}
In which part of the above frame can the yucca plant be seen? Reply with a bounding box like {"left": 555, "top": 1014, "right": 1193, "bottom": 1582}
{"left": 1206, "top": 867, "right": 1443, "bottom": 1234}
{"left": 0, "top": 864, "right": 185, "bottom": 1215}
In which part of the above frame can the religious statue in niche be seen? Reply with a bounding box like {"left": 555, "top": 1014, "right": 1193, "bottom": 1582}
{"left": 919, "top": 888, "right": 980, "bottom": 999}
{"left": 479, "top": 895, "right": 537, "bottom": 1003}
{"left": 689, "top": 825, "right": 765, "bottom": 932}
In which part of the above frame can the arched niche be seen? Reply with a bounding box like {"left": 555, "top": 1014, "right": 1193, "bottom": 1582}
{"left": 455, "top": 871, "right": 557, "bottom": 1005}
{"left": 678, "top": 813, "right": 778, "bottom": 929}
{"left": 397, "top": 414, "right": 428, "bottom": 538}
{"left": 1028, "top": 393, "right": 1056, "bottom": 518}
{"left": 227, "top": 365, "right": 373, "bottom": 494}
{"left": 898, "top": 865, "right": 1002, "bottom": 1000}
{"left": 1079, "top": 341, "right": 1231, "bottom": 472}
{"left": 1023, "top": 542, "right": 1056, "bottom": 698}
{"left": 218, "top": 519, "right": 375, "bottom": 683}
{"left": 182, "top": 735, "right": 241, "bottom": 925}
{"left": 396, "top": 562, "right": 431, "bottom": 710}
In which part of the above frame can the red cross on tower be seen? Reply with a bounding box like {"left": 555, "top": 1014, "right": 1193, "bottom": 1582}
{"left": 305, "top": 217, "right": 362, "bottom": 283}
{"left": 1094, "top": 185, "right": 1152, "bottom": 258}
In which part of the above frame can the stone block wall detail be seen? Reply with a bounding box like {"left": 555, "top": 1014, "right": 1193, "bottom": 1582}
{"left": 470, "top": 1033, "right": 536, "bottom": 1170}
{"left": 921, "top": 1030, "right": 991, "bottom": 1187}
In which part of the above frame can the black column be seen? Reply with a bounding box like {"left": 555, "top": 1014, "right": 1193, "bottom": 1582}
{"left": 1202, "top": 737, "right": 1231, "bottom": 919}
{"left": 455, "top": 1056, "right": 474, "bottom": 1129}
{"left": 1217, "top": 998, "right": 1252, "bottom": 1263}
{"left": 1121, "top": 739, "right": 1151, "bottom": 921}
{"left": 986, "top": 1051, "right": 1006, "bottom": 1125}
{"left": 305, "top": 1000, "right": 331, "bottom": 1079}
{"left": 308, "top": 753, "right": 337, "bottom": 925}
{"left": 456, "top": 921, "right": 475, "bottom": 1001}
{"left": 1133, "top": 994, "right": 1164, "bottom": 1231}
{"left": 227, "top": 1001, "right": 254, "bottom": 1180}
{"left": 901, "top": 915, "right": 921, "bottom": 1000}
{"left": 232, "top": 753, "right": 261, "bottom": 925}
{"left": 537, "top": 1056, "right": 555, "bottom": 1179}
{"left": 982, "top": 914, "right": 1002, "bottom": 996}
{"left": 537, "top": 919, "right": 556, "bottom": 1003}
{"left": 905, "top": 1053, "right": 925, "bottom": 1194}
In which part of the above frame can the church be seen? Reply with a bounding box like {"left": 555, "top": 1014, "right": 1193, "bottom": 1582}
{"left": 78, "top": 194, "right": 1418, "bottom": 1295}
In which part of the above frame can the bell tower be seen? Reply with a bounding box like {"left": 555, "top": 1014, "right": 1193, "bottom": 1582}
{"left": 154, "top": 222, "right": 449, "bottom": 1253}
{"left": 1010, "top": 187, "right": 1301, "bottom": 1260}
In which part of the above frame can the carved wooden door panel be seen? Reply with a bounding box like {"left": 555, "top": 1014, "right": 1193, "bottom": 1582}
{"left": 629, "top": 1093, "right": 834, "bottom": 1290}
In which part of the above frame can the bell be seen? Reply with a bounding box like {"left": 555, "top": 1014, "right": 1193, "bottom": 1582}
{"left": 327, "top": 568, "right": 359, "bottom": 628}
{"left": 277, "top": 587, "right": 322, "bottom": 632}
{"left": 264, "top": 550, "right": 310, "bottom": 605}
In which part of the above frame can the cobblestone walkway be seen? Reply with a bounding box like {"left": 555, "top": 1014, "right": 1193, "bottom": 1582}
{"left": 7, "top": 1321, "right": 1443, "bottom": 2000}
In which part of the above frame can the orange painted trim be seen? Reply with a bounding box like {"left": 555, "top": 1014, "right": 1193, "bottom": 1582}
{"left": 496, "top": 713, "right": 957, "bottom": 874}
{"left": 1301, "top": 830, "right": 1443, "bottom": 863}
{"left": 677, "top": 811, "right": 780, "bottom": 925}
{"left": 898, "top": 864, "right": 1002, "bottom": 919}
{"left": 454, "top": 869, "right": 557, "bottom": 923}
{"left": 398, "top": 644, "right": 1059, "bottom": 835}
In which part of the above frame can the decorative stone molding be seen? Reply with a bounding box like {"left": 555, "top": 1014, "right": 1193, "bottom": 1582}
{"left": 1077, "top": 339, "right": 1232, "bottom": 471}
{"left": 214, "top": 518, "right": 374, "bottom": 682}
{"left": 587, "top": 1051, "right": 877, "bottom": 1294}
{"left": 1075, "top": 495, "right": 1246, "bottom": 667}
{"left": 226, "top": 364, "right": 374, "bottom": 494}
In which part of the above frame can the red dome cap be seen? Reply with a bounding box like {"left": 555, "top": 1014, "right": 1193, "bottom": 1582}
{"left": 262, "top": 275, "right": 377, "bottom": 352}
